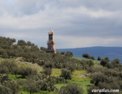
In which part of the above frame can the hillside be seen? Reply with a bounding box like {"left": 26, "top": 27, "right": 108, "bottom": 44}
{"left": 0, "top": 36, "right": 91, "bottom": 94}
{"left": 0, "top": 36, "right": 122, "bottom": 94}
{"left": 59, "top": 47, "right": 122, "bottom": 62}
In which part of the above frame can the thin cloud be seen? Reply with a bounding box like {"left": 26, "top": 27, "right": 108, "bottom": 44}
{"left": 0, "top": 0, "right": 122, "bottom": 48}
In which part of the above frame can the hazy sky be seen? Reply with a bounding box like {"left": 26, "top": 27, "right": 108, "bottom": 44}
{"left": 0, "top": 0, "right": 122, "bottom": 48}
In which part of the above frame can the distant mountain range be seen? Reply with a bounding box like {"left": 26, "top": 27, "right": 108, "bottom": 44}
{"left": 59, "top": 47, "right": 122, "bottom": 62}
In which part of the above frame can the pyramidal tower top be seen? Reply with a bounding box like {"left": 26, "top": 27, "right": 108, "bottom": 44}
{"left": 47, "top": 29, "right": 56, "bottom": 53}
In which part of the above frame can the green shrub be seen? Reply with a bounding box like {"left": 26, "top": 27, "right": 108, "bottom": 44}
{"left": 55, "top": 77, "right": 66, "bottom": 83}
{"left": 100, "top": 58, "right": 109, "bottom": 67}
{"left": 27, "top": 80, "right": 39, "bottom": 94}
{"left": 18, "top": 67, "right": 37, "bottom": 78}
{"left": 0, "top": 85, "right": 12, "bottom": 94}
{"left": 0, "top": 59, "right": 18, "bottom": 74}
{"left": 37, "top": 79, "right": 55, "bottom": 91}
{"left": 59, "top": 84, "right": 83, "bottom": 94}
{"left": 3, "top": 80, "right": 20, "bottom": 94}
{"left": 43, "top": 62, "right": 52, "bottom": 76}
{"left": 60, "top": 69, "right": 72, "bottom": 80}
{"left": 43, "top": 68, "right": 52, "bottom": 76}
{"left": 91, "top": 72, "right": 108, "bottom": 86}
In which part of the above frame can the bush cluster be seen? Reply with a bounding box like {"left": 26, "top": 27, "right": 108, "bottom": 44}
{"left": 88, "top": 60, "right": 122, "bottom": 94}
{"left": 0, "top": 59, "right": 38, "bottom": 78}
{"left": 59, "top": 84, "right": 83, "bottom": 94}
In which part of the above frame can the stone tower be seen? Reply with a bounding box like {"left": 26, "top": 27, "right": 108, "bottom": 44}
{"left": 47, "top": 31, "right": 56, "bottom": 53}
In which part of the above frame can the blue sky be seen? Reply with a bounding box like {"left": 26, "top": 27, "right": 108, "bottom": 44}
{"left": 0, "top": 0, "right": 122, "bottom": 48}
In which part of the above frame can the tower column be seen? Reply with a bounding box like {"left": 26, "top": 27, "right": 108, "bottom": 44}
{"left": 47, "top": 31, "right": 56, "bottom": 53}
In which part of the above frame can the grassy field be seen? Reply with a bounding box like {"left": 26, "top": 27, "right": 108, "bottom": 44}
{"left": 51, "top": 68, "right": 61, "bottom": 77}
{"left": 70, "top": 70, "right": 91, "bottom": 94}
{"left": 6, "top": 67, "right": 91, "bottom": 94}
{"left": 52, "top": 69, "right": 91, "bottom": 94}
{"left": 0, "top": 58, "right": 91, "bottom": 94}
{"left": 20, "top": 68, "right": 91, "bottom": 94}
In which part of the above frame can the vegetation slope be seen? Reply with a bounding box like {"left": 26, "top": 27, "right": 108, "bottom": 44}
{"left": 0, "top": 36, "right": 121, "bottom": 94}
